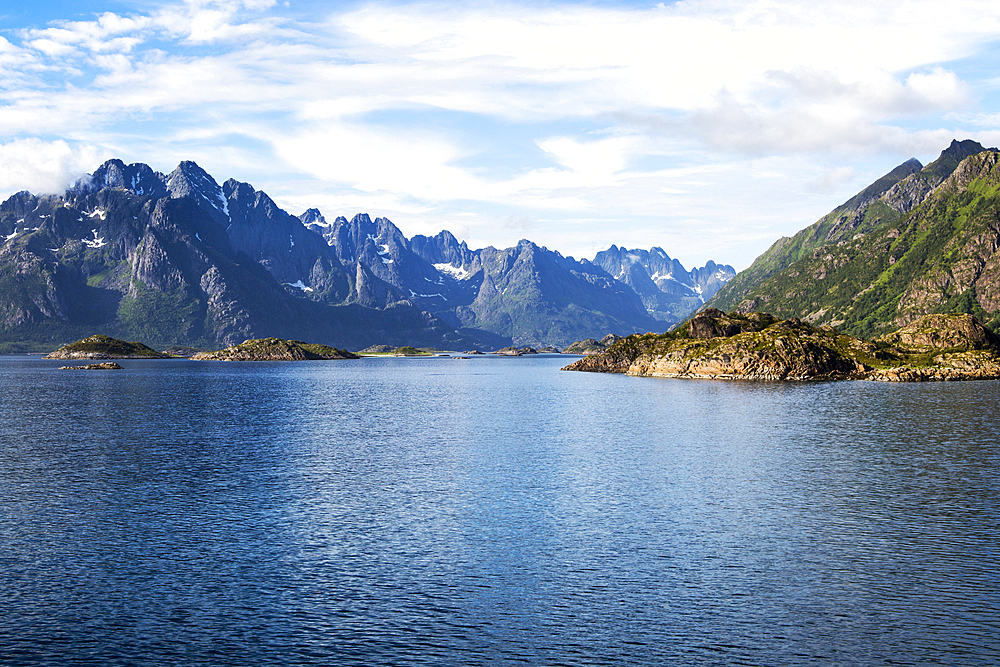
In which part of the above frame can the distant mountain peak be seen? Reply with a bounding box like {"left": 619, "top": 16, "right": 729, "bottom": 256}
{"left": 592, "top": 245, "right": 736, "bottom": 322}
{"left": 299, "top": 208, "right": 327, "bottom": 227}
{"left": 166, "top": 161, "right": 228, "bottom": 216}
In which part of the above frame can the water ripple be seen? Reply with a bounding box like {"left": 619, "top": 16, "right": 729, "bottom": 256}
{"left": 1, "top": 356, "right": 998, "bottom": 666}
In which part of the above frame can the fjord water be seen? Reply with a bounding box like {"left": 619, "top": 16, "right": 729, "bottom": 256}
{"left": 1, "top": 355, "right": 997, "bottom": 666}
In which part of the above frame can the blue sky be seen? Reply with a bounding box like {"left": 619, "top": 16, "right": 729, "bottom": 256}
{"left": 2, "top": 0, "right": 1000, "bottom": 269}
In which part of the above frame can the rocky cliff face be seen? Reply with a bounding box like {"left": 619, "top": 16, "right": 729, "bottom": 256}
{"left": 706, "top": 140, "right": 1000, "bottom": 338}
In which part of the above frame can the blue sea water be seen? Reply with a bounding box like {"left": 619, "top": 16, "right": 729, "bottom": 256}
{"left": 1, "top": 354, "right": 998, "bottom": 666}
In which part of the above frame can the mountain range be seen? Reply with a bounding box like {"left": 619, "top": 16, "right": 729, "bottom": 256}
{"left": 0, "top": 159, "right": 733, "bottom": 351}
{"left": 706, "top": 139, "right": 1000, "bottom": 336}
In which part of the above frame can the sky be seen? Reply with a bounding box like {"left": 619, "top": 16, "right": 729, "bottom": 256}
{"left": 2, "top": 0, "right": 1000, "bottom": 270}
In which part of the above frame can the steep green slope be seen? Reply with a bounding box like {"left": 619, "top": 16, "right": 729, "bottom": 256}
{"left": 708, "top": 140, "right": 1000, "bottom": 337}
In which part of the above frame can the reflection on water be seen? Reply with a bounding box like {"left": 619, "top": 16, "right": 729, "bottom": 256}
{"left": 1, "top": 355, "right": 998, "bottom": 665}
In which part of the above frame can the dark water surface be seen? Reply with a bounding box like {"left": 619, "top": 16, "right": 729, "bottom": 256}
{"left": 1, "top": 355, "right": 998, "bottom": 666}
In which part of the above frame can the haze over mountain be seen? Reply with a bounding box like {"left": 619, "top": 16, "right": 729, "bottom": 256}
{"left": 707, "top": 140, "right": 1000, "bottom": 336}
{"left": 0, "top": 159, "right": 733, "bottom": 351}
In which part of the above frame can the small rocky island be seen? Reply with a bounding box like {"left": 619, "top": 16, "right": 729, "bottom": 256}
{"left": 496, "top": 346, "right": 539, "bottom": 356}
{"left": 59, "top": 362, "right": 124, "bottom": 370}
{"left": 191, "top": 338, "right": 359, "bottom": 361}
{"left": 44, "top": 335, "right": 171, "bottom": 359}
{"left": 563, "top": 334, "right": 623, "bottom": 355}
{"left": 562, "top": 309, "right": 1000, "bottom": 382}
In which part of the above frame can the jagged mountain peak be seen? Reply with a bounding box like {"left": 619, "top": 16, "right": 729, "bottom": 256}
{"left": 72, "top": 159, "right": 167, "bottom": 199}
{"left": 1, "top": 154, "right": 735, "bottom": 350}
{"left": 410, "top": 229, "right": 473, "bottom": 267}
{"left": 166, "top": 161, "right": 228, "bottom": 216}
{"left": 299, "top": 208, "right": 327, "bottom": 227}
{"left": 591, "top": 244, "right": 736, "bottom": 321}
{"left": 939, "top": 139, "right": 987, "bottom": 161}
{"left": 920, "top": 139, "right": 996, "bottom": 183}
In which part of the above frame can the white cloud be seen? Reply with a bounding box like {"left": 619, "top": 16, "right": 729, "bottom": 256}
{"left": 3, "top": 0, "right": 1000, "bottom": 267}
{"left": 811, "top": 166, "right": 857, "bottom": 193}
{"left": 0, "top": 139, "right": 111, "bottom": 197}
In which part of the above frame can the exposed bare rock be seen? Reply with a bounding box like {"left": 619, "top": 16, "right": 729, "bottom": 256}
{"left": 878, "top": 313, "right": 998, "bottom": 351}
{"left": 59, "top": 362, "right": 124, "bottom": 370}
{"left": 686, "top": 308, "right": 778, "bottom": 339}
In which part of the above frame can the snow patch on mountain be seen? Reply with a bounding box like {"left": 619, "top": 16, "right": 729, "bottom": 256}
{"left": 286, "top": 280, "right": 314, "bottom": 292}
{"left": 409, "top": 290, "right": 446, "bottom": 299}
{"left": 434, "top": 263, "right": 471, "bottom": 280}
{"left": 83, "top": 229, "right": 107, "bottom": 248}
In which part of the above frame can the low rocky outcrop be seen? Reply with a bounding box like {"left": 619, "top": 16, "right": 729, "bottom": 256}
{"left": 877, "top": 313, "right": 998, "bottom": 351}
{"left": 866, "top": 313, "right": 1000, "bottom": 381}
{"left": 563, "top": 310, "right": 1000, "bottom": 382}
{"left": 868, "top": 351, "right": 1000, "bottom": 381}
{"left": 45, "top": 335, "right": 170, "bottom": 359}
{"left": 496, "top": 346, "right": 539, "bottom": 356}
{"left": 563, "top": 333, "right": 624, "bottom": 355}
{"left": 59, "top": 362, "right": 124, "bottom": 370}
{"left": 191, "top": 338, "right": 359, "bottom": 361}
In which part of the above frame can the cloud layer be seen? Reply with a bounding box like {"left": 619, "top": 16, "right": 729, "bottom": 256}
{"left": 2, "top": 0, "right": 999, "bottom": 268}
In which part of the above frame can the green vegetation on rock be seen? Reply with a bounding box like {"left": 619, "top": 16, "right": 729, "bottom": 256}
{"left": 707, "top": 141, "right": 1000, "bottom": 338}
{"left": 191, "top": 337, "right": 359, "bottom": 361}
{"left": 563, "top": 308, "right": 1000, "bottom": 382}
{"left": 44, "top": 334, "right": 170, "bottom": 359}
{"left": 563, "top": 334, "right": 623, "bottom": 355}
{"left": 391, "top": 346, "right": 432, "bottom": 356}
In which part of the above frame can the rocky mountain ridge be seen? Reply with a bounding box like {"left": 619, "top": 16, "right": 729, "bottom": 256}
{"left": 1, "top": 158, "right": 734, "bottom": 351}
{"left": 706, "top": 140, "right": 1000, "bottom": 337}
{"left": 592, "top": 246, "right": 735, "bottom": 322}
{"left": 301, "top": 211, "right": 732, "bottom": 346}
{"left": 0, "top": 160, "right": 500, "bottom": 351}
